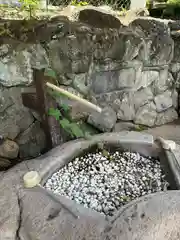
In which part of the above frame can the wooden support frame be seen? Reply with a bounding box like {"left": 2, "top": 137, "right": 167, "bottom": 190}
{"left": 21, "top": 68, "right": 63, "bottom": 151}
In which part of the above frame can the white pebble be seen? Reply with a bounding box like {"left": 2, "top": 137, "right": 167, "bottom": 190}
{"left": 44, "top": 151, "right": 168, "bottom": 217}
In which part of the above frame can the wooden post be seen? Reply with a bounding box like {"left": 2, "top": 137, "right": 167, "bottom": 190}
{"left": 33, "top": 68, "right": 53, "bottom": 150}
{"left": 22, "top": 68, "right": 64, "bottom": 151}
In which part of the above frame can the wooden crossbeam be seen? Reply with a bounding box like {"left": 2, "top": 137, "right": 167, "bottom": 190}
{"left": 21, "top": 92, "right": 38, "bottom": 111}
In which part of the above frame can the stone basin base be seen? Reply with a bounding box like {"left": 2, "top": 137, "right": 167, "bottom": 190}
{"left": 43, "top": 138, "right": 170, "bottom": 217}
{"left": 40, "top": 131, "right": 180, "bottom": 189}
{"left": 1, "top": 132, "right": 180, "bottom": 240}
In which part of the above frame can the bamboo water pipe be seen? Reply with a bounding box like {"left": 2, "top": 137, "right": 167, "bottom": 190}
{"left": 46, "top": 82, "right": 102, "bottom": 113}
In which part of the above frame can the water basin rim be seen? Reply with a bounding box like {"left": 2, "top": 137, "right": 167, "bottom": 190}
{"left": 38, "top": 132, "right": 159, "bottom": 186}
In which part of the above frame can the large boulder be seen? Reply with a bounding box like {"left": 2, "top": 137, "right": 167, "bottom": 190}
{"left": 16, "top": 121, "right": 46, "bottom": 159}
{"left": 77, "top": 6, "right": 122, "bottom": 28}
{"left": 87, "top": 106, "right": 117, "bottom": 132}
{"left": 0, "top": 103, "right": 34, "bottom": 140}
{"left": 61, "top": 5, "right": 122, "bottom": 28}
{"left": 0, "top": 86, "right": 34, "bottom": 140}
{"left": 0, "top": 44, "right": 49, "bottom": 87}
{"left": 154, "top": 90, "right": 173, "bottom": 113}
{"left": 0, "top": 85, "right": 47, "bottom": 162}
{"left": 155, "top": 108, "right": 178, "bottom": 125}
{"left": 0, "top": 139, "right": 19, "bottom": 159}
{"left": 134, "top": 102, "right": 157, "bottom": 127}
{"left": 130, "top": 17, "right": 174, "bottom": 66}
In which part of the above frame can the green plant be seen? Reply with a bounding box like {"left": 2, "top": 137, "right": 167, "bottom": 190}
{"left": 48, "top": 106, "right": 86, "bottom": 138}
{"left": 46, "top": 68, "right": 91, "bottom": 140}
{"left": 146, "top": 0, "right": 153, "bottom": 9}
{"left": 70, "top": 0, "right": 88, "bottom": 6}
{"left": 167, "top": 0, "right": 180, "bottom": 6}
{"left": 44, "top": 68, "right": 57, "bottom": 80}
{"left": 162, "top": 0, "right": 180, "bottom": 18}
{"left": 19, "top": 0, "right": 39, "bottom": 18}
{"left": 118, "top": 7, "right": 128, "bottom": 16}
{"left": 134, "top": 125, "right": 148, "bottom": 132}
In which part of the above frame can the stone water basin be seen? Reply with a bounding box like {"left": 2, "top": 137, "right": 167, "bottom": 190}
{"left": 39, "top": 132, "right": 180, "bottom": 218}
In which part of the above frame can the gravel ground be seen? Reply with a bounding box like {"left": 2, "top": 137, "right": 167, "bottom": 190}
{"left": 44, "top": 151, "right": 169, "bottom": 216}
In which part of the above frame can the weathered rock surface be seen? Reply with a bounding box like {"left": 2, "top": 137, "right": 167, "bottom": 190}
{"left": 152, "top": 68, "right": 170, "bottom": 94}
{"left": 16, "top": 121, "right": 46, "bottom": 159}
{"left": 1, "top": 133, "right": 180, "bottom": 240}
{"left": 107, "top": 191, "right": 180, "bottom": 240}
{"left": 134, "top": 102, "right": 157, "bottom": 127}
{"left": 46, "top": 15, "right": 177, "bottom": 127}
{"left": 0, "top": 139, "right": 19, "bottom": 159}
{"left": 113, "top": 121, "right": 137, "bottom": 132}
{"left": 0, "top": 84, "right": 48, "bottom": 163}
{"left": 88, "top": 106, "right": 117, "bottom": 132}
{"left": 0, "top": 157, "right": 11, "bottom": 168}
{"left": 0, "top": 44, "right": 49, "bottom": 87}
{"left": 154, "top": 90, "right": 173, "bottom": 112}
{"left": 0, "top": 104, "right": 34, "bottom": 140}
{"left": 0, "top": 88, "right": 13, "bottom": 113}
{"left": 72, "top": 73, "right": 89, "bottom": 95}
{"left": 0, "top": 85, "right": 35, "bottom": 140}
{"left": 77, "top": 6, "right": 122, "bottom": 28}
{"left": 130, "top": 17, "right": 174, "bottom": 66}
{"left": 19, "top": 187, "right": 106, "bottom": 240}
{"left": 133, "top": 87, "right": 153, "bottom": 110}
{"left": 155, "top": 108, "right": 178, "bottom": 126}
{"left": 0, "top": 8, "right": 180, "bottom": 161}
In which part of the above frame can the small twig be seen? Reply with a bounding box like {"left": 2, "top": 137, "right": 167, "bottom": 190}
{"left": 46, "top": 82, "right": 102, "bottom": 113}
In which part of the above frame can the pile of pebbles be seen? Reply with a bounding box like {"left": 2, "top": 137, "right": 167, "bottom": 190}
{"left": 44, "top": 150, "right": 169, "bottom": 216}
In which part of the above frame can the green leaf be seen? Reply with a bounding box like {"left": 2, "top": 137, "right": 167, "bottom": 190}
{"left": 52, "top": 90, "right": 67, "bottom": 98}
{"left": 44, "top": 68, "right": 57, "bottom": 79}
{"left": 59, "top": 118, "right": 70, "bottom": 129}
{"left": 69, "top": 123, "right": 84, "bottom": 138}
{"left": 61, "top": 103, "right": 70, "bottom": 112}
{"left": 102, "top": 149, "right": 109, "bottom": 157}
{"left": 48, "top": 108, "right": 62, "bottom": 120}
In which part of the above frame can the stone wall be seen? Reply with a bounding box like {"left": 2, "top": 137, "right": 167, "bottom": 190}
{"left": 0, "top": 6, "right": 180, "bottom": 166}
{"left": 0, "top": 44, "right": 49, "bottom": 167}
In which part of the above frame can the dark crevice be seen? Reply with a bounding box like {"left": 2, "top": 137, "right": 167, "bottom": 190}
{"left": 16, "top": 194, "right": 23, "bottom": 240}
